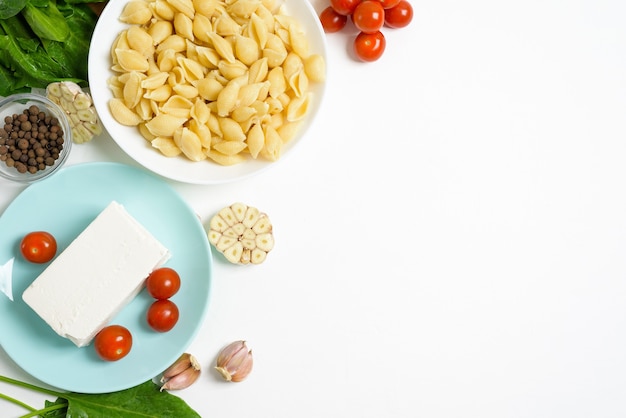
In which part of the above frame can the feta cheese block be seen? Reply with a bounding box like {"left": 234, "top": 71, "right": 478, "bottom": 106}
{"left": 22, "top": 201, "right": 171, "bottom": 347}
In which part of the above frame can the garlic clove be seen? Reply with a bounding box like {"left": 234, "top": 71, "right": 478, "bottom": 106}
{"left": 161, "top": 353, "right": 193, "bottom": 382}
{"left": 160, "top": 364, "right": 201, "bottom": 391}
{"left": 215, "top": 340, "right": 253, "bottom": 382}
{"left": 160, "top": 353, "right": 201, "bottom": 391}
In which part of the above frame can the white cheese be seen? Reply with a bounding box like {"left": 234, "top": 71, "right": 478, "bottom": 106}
{"left": 22, "top": 201, "right": 170, "bottom": 347}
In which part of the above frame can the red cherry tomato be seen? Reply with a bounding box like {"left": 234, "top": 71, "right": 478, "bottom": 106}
{"left": 94, "top": 325, "right": 133, "bottom": 361}
{"left": 353, "top": 31, "right": 386, "bottom": 62}
{"left": 352, "top": 1, "right": 385, "bottom": 34}
{"left": 377, "top": 0, "right": 401, "bottom": 9}
{"left": 147, "top": 299, "right": 179, "bottom": 332}
{"left": 329, "top": 0, "right": 360, "bottom": 16}
{"left": 20, "top": 231, "right": 57, "bottom": 263}
{"left": 319, "top": 6, "right": 347, "bottom": 33}
{"left": 384, "top": 0, "right": 413, "bottom": 28}
{"left": 146, "top": 267, "right": 181, "bottom": 300}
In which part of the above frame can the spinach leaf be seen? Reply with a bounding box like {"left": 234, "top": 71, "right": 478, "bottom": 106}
{"left": 59, "top": 381, "right": 202, "bottom": 418}
{"left": 0, "top": 16, "right": 68, "bottom": 82}
{"left": 42, "top": 2, "right": 97, "bottom": 83}
{"left": 21, "top": 1, "right": 69, "bottom": 41}
{"left": 0, "top": 0, "right": 26, "bottom": 19}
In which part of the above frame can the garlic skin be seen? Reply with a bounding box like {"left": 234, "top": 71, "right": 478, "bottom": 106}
{"left": 160, "top": 353, "right": 201, "bottom": 391}
{"left": 215, "top": 340, "right": 253, "bottom": 382}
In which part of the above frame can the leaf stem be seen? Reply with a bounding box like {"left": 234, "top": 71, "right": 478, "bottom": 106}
{"left": 20, "top": 402, "right": 67, "bottom": 418}
{"left": 0, "top": 391, "right": 36, "bottom": 412}
{"left": 0, "top": 375, "right": 63, "bottom": 398}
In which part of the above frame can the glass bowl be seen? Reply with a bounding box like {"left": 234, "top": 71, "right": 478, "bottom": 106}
{"left": 0, "top": 93, "right": 73, "bottom": 184}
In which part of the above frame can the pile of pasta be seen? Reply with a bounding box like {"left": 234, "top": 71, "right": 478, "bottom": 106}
{"left": 107, "top": 0, "right": 325, "bottom": 165}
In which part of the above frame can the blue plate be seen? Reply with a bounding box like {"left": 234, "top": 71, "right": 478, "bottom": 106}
{"left": 0, "top": 162, "right": 212, "bottom": 393}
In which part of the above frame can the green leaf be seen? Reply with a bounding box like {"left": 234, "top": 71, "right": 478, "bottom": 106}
{"left": 62, "top": 381, "right": 202, "bottom": 418}
{"left": 0, "top": 0, "right": 27, "bottom": 19}
{"left": 42, "top": 399, "right": 69, "bottom": 417}
{"left": 21, "top": 1, "right": 69, "bottom": 42}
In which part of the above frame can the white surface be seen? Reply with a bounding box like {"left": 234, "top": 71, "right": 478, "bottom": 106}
{"left": 2, "top": 0, "right": 626, "bottom": 416}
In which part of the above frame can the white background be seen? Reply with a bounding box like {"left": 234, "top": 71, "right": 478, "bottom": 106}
{"left": 2, "top": 0, "right": 626, "bottom": 416}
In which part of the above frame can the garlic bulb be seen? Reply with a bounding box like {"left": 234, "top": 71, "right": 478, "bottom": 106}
{"left": 215, "top": 340, "right": 253, "bottom": 382}
{"left": 208, "top": 203, "right": 274, "bottom": 265}
{"left": 46, "top": 81, "right": 103, "bottom": 143}
{"left": 160, "top": 353, "right": 201, "bottom": 391}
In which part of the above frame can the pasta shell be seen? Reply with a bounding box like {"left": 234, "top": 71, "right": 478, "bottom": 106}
{"left": 213, "top": 12, "right": 241, "bottom": 37}
{"left": 288, "top": 24, "right": 309, "bottom": 58}
{"left": 148, "top": 20, "right": 174, "bottom": 45}
{"left": 192, "top": 13, "right": 213, "bottom": 43}
{"left": 152, "top": 137, "right": 182, "bottom": 157}
{"left": 166, "top": 0, "right": 195, "bottom": 18}
{"left": 188, "top": 118, "right": 212, "bottom": 148}
{"left": 123, "top": 71, "right": 145, "bottom": 108}
{"left": 145, "top": 113, "right": 187, "bottom": 136}
{"left": 248, "top": 57, "right": 269, "bottom": 84}
{"left": 119, "top": 1, "right": 153, "bottom": 25}
{"left": 206, "top": 149, "right": 247, "bottom": 165}
{"left": 247, "top": 13, "right": 268, "bottom": 49}
{"left": 152, "top": 0, "right": 176, "bottom": 20}
{"left": 143, "top": 84, "right": 172, "bottom": 101}
{"left": 234, "top": 34, "right": 260, "bottom": 66}
{"left": 246, "top": 122, "right": 264, "bottom": 158}
{"left": 193, "top": 0, "right": 218, "bottom": 17}
{"left": 231, "top": 105, "right": 256, "bottom": 123}
{"left": 157, "top": 49, "right": 178, "bottom": 72}
{"left": 304, "top": 54, "right": 325, "bottom": 83}
{"left": 276, "top": 120, "right": 301, "bottom": 144}
{"left": 216, "top": 80, "right": 240, "bottom": 116}
{"left": 174, "top": 12, "right": 195, "bottom": 40}
{"left": 190, "top": 98, "right": 211, "bottom": 124}
{"left": 213, "top": 140, "right": 247, "bottom": 155}
{"left": 141, "top": 72, "right": 169, "bottom": 90}
{"left": 135, "top": 97, "right": 155, "bottom": 120}
{"left": 174, "top": 127, "right": 207, "bottom": 161}
{"left": 208, "top": 32, "right": 236, "bottom": 63}
{"left": 261, "top": 124, "right": 281, "bottom": 161}
{"left": 286, "top": 91, "right": 311, "bottom": 122}
{"left": 227, "top": 0, "right": 260, "bottom": 19}
{"left": 115, "top": 48, "right": 150, "bottom": 72}
{"left": 195, "top": 77, "right": 225, "bottom": 101}
{"left": 161, "top": 94, "right": 193, "bottom": 118}
{"left": 156, "top": 34, "right": 187, "bottom": 53}
{"left": 172, "top": 83, "right": 199, "bottom": 99}
{"left": 218, "top": 60, "right": 248, "bottom": 80}
{"left": 109, "top": 98, "right": 143, "bottom": 126}
{"left": 127, "top": 26, "right": 155, "bottom": 57}
{"left": 267, "top": 66, "right": 286, "bottom": 98}
{"left": 218, "top": 117, "right": 246, "bottom": 141}
{"left": 287, "top": 68, "right": 308, "bottom": 98}
{"left": 177, "top": 56, "right": 206, "bottom": 81}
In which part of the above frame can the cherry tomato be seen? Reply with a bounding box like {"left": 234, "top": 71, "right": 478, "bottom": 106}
{"left": 94, "top": 325, "right": 132, "bottom": 361}
{"left": 352, "top": 1, "right": 385, "bottom": 34}
{"left": 146, "top": 267, "right": 181, "bottom": 300}
{"left": 147, "top": 299, "right": 179, "bottom": 332}
{"left": 319, "top": 6, "right": 347, "bottom": 33}
{"left": 20, "top": 231, "right": 57, "bottom": 263}
{"left": 377, "top": 0, "right": 401, "bottom": 9}
{"left": 353, "top": 31, "right": 386, "bottom": 62}
{"left": 329, "top": 0, "right": 360, "bottom": 16}
{"left": 384, "top": 0, "right": 413, "bottom": 28}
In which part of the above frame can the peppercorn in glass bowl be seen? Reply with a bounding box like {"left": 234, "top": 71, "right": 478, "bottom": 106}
{"left": 0, "top": 93, "right": 72, "bottom": 184}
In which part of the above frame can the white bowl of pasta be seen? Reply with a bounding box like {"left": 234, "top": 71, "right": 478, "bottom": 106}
{"left": 88, "top": 0, "right": 327, "bottom": 184}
